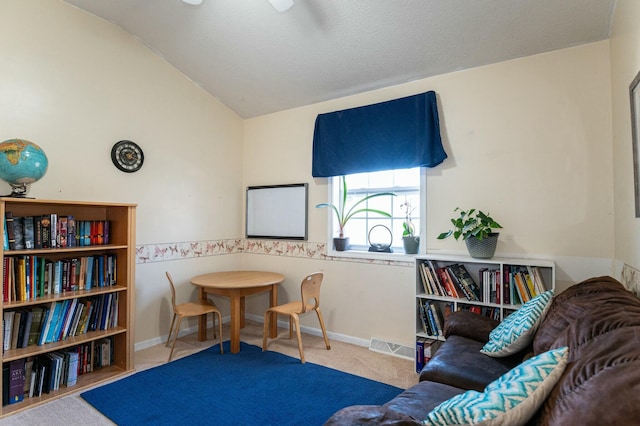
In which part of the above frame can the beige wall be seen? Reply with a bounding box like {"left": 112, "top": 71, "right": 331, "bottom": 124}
{"left": 244, "top": 41, "right": 615, "bottom": 345}
{"left": 610, "top": 0, "right": 640, "bottom": 272}
{"left": 0, "top": 0, "right": 245, "bottom": 344}
{"left": 1, "top": 0, "right": 626, "bottom": 350}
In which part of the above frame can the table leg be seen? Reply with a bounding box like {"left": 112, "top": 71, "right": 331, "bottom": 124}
{"left": 240, "top": 296, "right": 245, "bottom": 328}
{"left": 269, "top": 284, "right": 278, "bottom": 338}
{"left": 230, "top": 295, "right": 241, "bottom": 353}
{"left": 197, "top": 287, "right": 207, "bottom": 341}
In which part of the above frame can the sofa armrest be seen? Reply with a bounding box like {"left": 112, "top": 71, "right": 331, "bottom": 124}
{"left": 443, "top": 310, "right": 500, "bottom": 343}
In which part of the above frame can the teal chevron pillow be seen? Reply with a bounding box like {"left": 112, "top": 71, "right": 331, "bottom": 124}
{"left": 481, "top": 290, "right": 554, "bottom": 357}
{"left": 425, "top": 346, "right": 568, "bottom": 426}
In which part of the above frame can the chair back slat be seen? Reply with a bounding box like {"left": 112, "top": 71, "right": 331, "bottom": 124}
{"left": 300, "top": 272, "right": 323, "bottom": 313}
{"left": 166, "top": 271, "right": 178, "bottom": 311}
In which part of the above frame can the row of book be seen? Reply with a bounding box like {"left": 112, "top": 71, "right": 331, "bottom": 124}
{"left": 2, "top": 254, "right": 117, "bottom": 303}
{"left": 418, "top": 300, "right": 503, "bottom": 340}
{"left": 415, "top": 338, "right": 442, "bottom": 373}
{"left": 3, "top": 211, "right": 111, "bottom": 250}
{"left": 419, "top": 261, "right": 482, "bottom": 301}
{"left": 2, "top": 338, "right": 113, "bottom": 405}
{"left": 479, "top": 265, "right": 548, "bottom": 305}
{"left": 2, "top": 293, "right": 119, "bottom": 351}
{"left": 417, "top": 299, "right": 449, "bottom": 338}
{"left": 419, "top": 261, "right": 549, "bottom": 306}
{"left": 458, "top": 304, "right": 501, "bottom": 321}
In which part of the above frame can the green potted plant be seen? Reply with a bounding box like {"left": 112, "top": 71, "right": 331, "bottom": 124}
{"left": 400, "top": 198, "right": 420, "bottom": 254}
{"left": 316, "top": 176, "right": 395, "bottom": 251}
{"left": 437, "top": 208, "right": 503, "bottom": 258}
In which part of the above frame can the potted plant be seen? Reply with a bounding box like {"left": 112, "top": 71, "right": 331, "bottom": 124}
{"left": 316, "top": 176, "right": 395, "bottom": 251}
{"left": 437, "top": 208, "right": 503, "bottom": 258}
{"left": 400, "top": 198, "right": 420, "bottom": 254}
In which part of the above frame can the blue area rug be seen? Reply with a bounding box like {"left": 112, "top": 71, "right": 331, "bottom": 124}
{"left": 81, "top": 341, "right": 403, "bottom": 425}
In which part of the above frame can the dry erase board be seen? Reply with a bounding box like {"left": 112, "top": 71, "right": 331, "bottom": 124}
{"left": 246, "top": 183, "right": 308, "bottom": 240}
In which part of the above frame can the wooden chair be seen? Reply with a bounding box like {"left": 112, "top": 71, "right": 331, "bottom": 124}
{"left": 262, "top": 272, "right": 331, "bottom": 363}
{"left": 165, "top": 271, "right": 223, "bottom": 361}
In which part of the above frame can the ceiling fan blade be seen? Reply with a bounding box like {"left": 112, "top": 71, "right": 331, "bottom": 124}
{"left": 268, "top": 0, "right": 294, "bottom": 12}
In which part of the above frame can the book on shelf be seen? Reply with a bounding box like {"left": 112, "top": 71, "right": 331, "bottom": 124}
{"left": 57, "top": 216, "right": 68, "bottom": 248}
{"left": 67, "top": 215, "right": 76, "bottom": 247}
{"left": 65, "top": 350, "right": 79, "bottom": 387}
{"left": 1, "top": 364, "right": 7, "bottom": 406}
{"left": 13, "top": 217, "right": 25, "bottom": 250}
{"left": 37, "top": 302, "right": 56, "bottom": 346}
{"left": 5, "top": 211, "right": 16, "bottom": 250}
{"left": 27, "top": 307, "right": 45, "bottom": 347}
{"left": 415, "top": 337, "right": 442, "bottom": 373}
{"left": 447, "top": 264, "right": 481, "bottom": 301}
{"left": 50, "top": 213, "right": 57, "bottom": 249}
{"left": 428, "top": 302, "right": 444, "bottom": 337}
{"left": 10, "top": 310, "right": 24, "bottom": 349}
{"left": 34, "top": 215, "right": 43, "bottom": 249}
{"left": 426, "top": 260, "right": 447, "bottom": 296}
{"left": 40, "top": 214, "right": 52, "bottom": 249}
{"left": 8, "top": 359, "right": 25, "bottom": 404}
{"left": 417, "top": 299, "right": 433, "bottom": 336}
{"left": 23, "top": 216, "right": 35, "bottom": 250}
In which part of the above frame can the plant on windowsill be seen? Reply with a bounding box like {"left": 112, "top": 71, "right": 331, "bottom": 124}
{"left": 437, "top": 208, "right": 503, "bottom": 259}
{"left": 400, "top": 198, "right": 420, "bottom": 254}
{"left": 316, "top": 175, "right": 396, "bottom": 251}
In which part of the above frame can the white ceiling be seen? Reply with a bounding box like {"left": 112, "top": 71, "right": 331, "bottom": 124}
{"left": 62, "top": 0, "right": 616, "bottom": 119}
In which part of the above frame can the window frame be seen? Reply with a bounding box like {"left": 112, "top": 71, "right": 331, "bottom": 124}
{"left": 322, "top": 168, "right": 426, "bottom": 260}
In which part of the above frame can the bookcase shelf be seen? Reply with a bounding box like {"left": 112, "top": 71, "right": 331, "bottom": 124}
{"left": 0, "top": 198, "right": 136, "bottom": 418}
{"left": 414, "top": 253, "right": 555, "bottom": 373}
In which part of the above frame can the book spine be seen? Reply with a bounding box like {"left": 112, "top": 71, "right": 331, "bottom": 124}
{"left": 5, "top": 211, "right": 15, "bottom": 250}
{"left": 8, "top": 359, "right": 25, "bottom": 404}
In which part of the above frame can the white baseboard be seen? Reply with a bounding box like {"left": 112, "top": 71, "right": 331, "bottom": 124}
{"left": 135, "top": 313, "right": 410, "bottom": 360}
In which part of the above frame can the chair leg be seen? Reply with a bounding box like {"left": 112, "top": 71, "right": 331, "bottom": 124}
{"left": 291, "top": 314, "right": 305, "bottom": 363}
{"left": 166, "top": 313, "right": 177, "bottom": 347}
{"left": 168, "top": 316, "right": 184, "bottom": 362}
{"left": 216, "top": 311, "right": 224, "bottom": 354}
{"left": 315, "top": 308, "right": 331, "bottom": 350}
{"left": 289, "top": 316, "right": 294, "bottom": 339}
{"left": 212, "top": 310, "right": 217, "bottom": 339}
{"left": 262, "top": 310, "right": 271, "bottom": 351}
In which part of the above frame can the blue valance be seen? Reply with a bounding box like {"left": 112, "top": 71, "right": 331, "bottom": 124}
{"left": 312, "top": 91, "right": 447, "bottom": 178}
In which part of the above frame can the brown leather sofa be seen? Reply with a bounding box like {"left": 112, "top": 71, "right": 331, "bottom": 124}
{"left": 325, "top": 276, "right": 640, "bottom": 425}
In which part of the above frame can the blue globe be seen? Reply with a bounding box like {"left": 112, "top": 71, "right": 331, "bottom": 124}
{"left": 0, "top": 139, "right": 48, "bottom": 195}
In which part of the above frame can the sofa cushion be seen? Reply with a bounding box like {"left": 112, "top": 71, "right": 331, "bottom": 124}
{"left": 420, "top": 335, "right": 524, "bottom": 391}
{"left": 424, "top": 347, "right": 568, "bottom": 426}
{"left": 481, "top": 290, "right": 553, "bottom": 357}
{"left": 533, "top": 276, "right": 636, "bottom": 354}
{"left": 324, "top": 381, "right": 465, "bottom": 426}
{"left": 443, "top": 310, "right": 500, "bottom": 342}
{"left": 533, "top": 276, "right": 640, "bottom": 425}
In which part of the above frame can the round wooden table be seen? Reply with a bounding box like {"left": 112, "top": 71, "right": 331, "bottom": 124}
{"left": 191, "top": 271, "right": 285, "bottom": 353}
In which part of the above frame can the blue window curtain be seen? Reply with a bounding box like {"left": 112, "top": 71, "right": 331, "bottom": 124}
{"left": 312, "top": 91, "right": 447, "bottom": 177}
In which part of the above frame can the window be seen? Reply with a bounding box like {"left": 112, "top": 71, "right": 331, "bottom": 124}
{"left": 327, "top": 168, "right": 422, "bottom": 253}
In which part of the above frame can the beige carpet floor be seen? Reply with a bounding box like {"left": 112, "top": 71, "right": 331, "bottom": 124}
{"left": 1, "top": 320, "right": 418, "bottom": 425}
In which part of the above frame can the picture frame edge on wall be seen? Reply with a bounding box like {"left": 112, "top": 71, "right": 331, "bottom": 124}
{"left": 629, "top": 69, "right": 640, "bottom": 218}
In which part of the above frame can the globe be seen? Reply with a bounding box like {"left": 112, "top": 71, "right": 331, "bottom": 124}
{"left": 0, "top": 139, "right": 49, "bottom": 197}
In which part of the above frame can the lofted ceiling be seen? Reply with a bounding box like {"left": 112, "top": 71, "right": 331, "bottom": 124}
{"left": 62, "top": 0, "right": 616, "bottom": 119}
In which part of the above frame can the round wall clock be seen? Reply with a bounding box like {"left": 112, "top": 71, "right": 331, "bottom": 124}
{"left": 111, "top": 140, "right": 144, "bottom": 173}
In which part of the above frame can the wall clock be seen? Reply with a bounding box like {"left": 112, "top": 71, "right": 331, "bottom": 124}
{"left": 111, "top": 140, "right": 144, "bottom": 173}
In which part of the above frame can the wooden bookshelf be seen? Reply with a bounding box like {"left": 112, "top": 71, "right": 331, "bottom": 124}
{"left": 414, "top": 254, "right": 555, "bottom": 373}
{"left": 0, "top": 198, "right": 135, "bottom": 417}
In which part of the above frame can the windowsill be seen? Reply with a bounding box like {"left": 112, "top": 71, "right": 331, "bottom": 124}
{"left": 326, "top": 248, "right": 419, "bottom": 263}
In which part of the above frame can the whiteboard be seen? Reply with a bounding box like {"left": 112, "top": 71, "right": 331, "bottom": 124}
{"left": 246, "top": 183, "right": 308, "bottom": 240}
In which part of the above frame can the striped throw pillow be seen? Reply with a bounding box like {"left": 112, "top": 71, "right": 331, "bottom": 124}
{"left": 425, "top": 346, "right": 568, "bottom": 426}
{"left": 481, "top": 290, "right": 554, "bottom": 357}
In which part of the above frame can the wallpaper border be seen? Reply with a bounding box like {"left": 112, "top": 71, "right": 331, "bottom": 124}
{"left": 136, "top": 239, "right": 414, "bottom": 267}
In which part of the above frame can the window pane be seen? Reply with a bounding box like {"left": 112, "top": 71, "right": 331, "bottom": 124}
{"left": 334, "top": 168, "right": 421, "bottom": 251}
